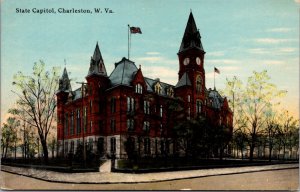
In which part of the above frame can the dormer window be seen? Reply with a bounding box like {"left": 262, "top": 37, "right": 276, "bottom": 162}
{"left": 166, "top": 87, "right": 174, "bottom": 97}
{"left": 154, "top": 82, "right": 162, "bottom": 94}
{"left": 135, "top": 83, "right": 143, "bottom": 94}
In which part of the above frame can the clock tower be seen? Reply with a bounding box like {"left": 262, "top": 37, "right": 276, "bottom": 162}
{"left": 176, "top": 11, "right": 206, "bottom": 118}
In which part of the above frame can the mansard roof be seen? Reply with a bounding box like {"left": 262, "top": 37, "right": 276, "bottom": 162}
{"left": 87, "top": 42, "right": 107, "bottom": 77}
{"left": 58, "top": 67, "right": 72, "bottom": 92}
{"left": 109, "top": 57, "right": 138, "bottom": 86}
{"left": 175, "top": 72, "right": 191, "bottom": 88}
{"left": 144, "top": 77, "right": 174, "bottom": 97}
{"left": 207, "top": 88, "right": 225, "bottom": 110}
{"left": 178, "top": 12, "right": 205, "bottom": 53}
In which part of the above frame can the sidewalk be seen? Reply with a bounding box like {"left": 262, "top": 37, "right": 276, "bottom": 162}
{"left": 1, "top": 163, "right": 298, "bottom": 184}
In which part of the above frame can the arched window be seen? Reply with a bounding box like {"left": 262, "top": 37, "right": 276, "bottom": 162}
{"left": 196, "top": 76, "right": 202, "bottom": 93}
{"left": 154, "top": 83, "right": 162, "bottom": 94}
{"left": 167, "top": 87, "right": 174, "bottom": 97}
{"left": 135, "top": 83, "right": 143, "bottom": 94}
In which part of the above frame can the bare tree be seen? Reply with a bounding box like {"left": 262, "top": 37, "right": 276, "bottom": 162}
{"left": 11, "top": 61, "right": 59, "bottom": 163}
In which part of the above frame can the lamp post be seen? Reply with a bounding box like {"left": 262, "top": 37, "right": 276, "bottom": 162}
{"left": 76, "top": 81, "right": 88, "bottom": 167}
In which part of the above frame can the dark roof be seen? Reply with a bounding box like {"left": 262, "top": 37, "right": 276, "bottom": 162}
{"left": 179, "top": 12, "right": 205, "bottom": 53}
{"left": 144, "top": 77, "right": 174, "bottom": 97}
{"left": 109, "top": 57, "right": 138, "bottom": 86}
{"left": 58, "top": 67, "right": 72, "bottom": 92}
{"left": 87, "top": 42, "right": 107, "bottom": 77}
{"left": 207, "top": 88, "right": 224, "bottom": 109}
{"left": 175, "top": 72, "right": 191, "bottom": 88}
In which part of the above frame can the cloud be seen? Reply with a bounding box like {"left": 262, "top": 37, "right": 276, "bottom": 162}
{"left": 247, "top": 47, "right": 296, "bottom": 55}
{"left": 261, "top": 60, "right": 285, "bottom": 66}
{"left": 135, "top": 56, "right": 177, "bottom": 65}
{"left": 254, "top": 38, "right": 296, "bottom": 44}
{"left": 219, "top": 66, "right": 240, "bottom": 72}
{"left": 206, "top": 51, "right": 225, "bottom": 57}
{"left": 146, "top": 52, "right": 160, "bottom": 55}
{"left": 266, "top": 28, "right": 292, "bottom": 33}
{"left": 142, "top": 66, "right": 178, "bottom": 85}
{"left": 206, "top": 59, "right": 239, "bottom": 64}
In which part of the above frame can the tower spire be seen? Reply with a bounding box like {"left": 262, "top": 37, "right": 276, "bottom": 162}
{"left": 87, "top": 42, "right": 107, "bottom": 76}
{"left": 178, "top": 12, "right": 205, "bottom": 53}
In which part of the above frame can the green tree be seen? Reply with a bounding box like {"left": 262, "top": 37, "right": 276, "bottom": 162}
{"left": 11, "top": 61, "right": 60, "bottom": 163}
{"left": 1, "top": 117, "right": 19, "bottom": 158}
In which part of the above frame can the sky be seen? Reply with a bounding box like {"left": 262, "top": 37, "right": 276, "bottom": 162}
{"left": 1, "top": 0, "right": 299, "bottom": 124}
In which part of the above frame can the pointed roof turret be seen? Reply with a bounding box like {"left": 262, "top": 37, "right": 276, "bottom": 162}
{"left": 87, "top": 42, "right": 107, "bottom": 77}
{"left": 175, "top": 72, "right": 191, "bottom": 88}
{"left": 178, "top": 12, "right": 205, "bottom": 53}
{"left": 58, "top": 67, "right": 72, "bottom": 92}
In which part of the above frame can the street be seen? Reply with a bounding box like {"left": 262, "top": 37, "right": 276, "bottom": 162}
{"left": 1, "top": 168, "right": 298, "bottom": 190}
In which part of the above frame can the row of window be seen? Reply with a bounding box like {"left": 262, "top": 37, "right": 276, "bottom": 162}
{"left": 135, "top": 83, "right": 174, "bottom": 97}
{"left": 64, "top": 138, "right": 94, "bottom": 154}
{"left": 63, "top": 137, "right": 175, "bottom": 156}
{"left": 64, "top": 107, "right": 92, "bottom": 136}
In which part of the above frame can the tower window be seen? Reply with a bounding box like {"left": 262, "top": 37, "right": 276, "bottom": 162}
{"left": 64, "top": 113, "right": 68, "bottom": 136}
{"left": 135, "top": 83, "right": 143, "bottom": 94}
{"left": 196, "top": 76, "right": 202, "bottom": 93}
{"left": 110, "top": 119, "right": 116, "bottom": 132}
{"left": 196, "top": 100, "right": 201, "bottom": 115}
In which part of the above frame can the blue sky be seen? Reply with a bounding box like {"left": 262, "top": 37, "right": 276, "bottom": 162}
{"left": 1, "top": 0, "right": 299, "bottom": 123}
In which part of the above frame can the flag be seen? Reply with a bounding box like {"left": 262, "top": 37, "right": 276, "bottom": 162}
{"left": 130, "top": 27, "right": 142, "bottom": 34}
{"left": 214, "top": 67, "right": 220, "bottom": 74}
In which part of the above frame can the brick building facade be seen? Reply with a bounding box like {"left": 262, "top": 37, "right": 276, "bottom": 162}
{"left": 56, "top": 12, "right": 233, "bottom": 159}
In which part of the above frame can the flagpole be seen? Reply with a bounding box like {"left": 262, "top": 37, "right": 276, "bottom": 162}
{"left": 128, "top": 24, "right": 130, "bottom": 59}
{"left": 214, "top": 67, "right": 216, "bottom": 90}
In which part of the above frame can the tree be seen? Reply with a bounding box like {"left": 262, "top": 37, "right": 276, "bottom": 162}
{"left": 1, "top": 117, "right": 19, "bottom": 158}
{"left": 11, "top": 61, "right": 60, "bottom": 163}
{"left": 223, "top": 71, "right": 286, "bottom": 161}
{"left": 233, "top": 129, "right": 248, "bottom": 159}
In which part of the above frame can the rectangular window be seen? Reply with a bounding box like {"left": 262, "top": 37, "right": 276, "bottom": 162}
{"left": 144, "top": 100, "right": 150, "bottom": 114}
{"left": 196, "top": 100, "right": 201, "bottom": 115}
{"left": 64, "top": 141, "right": 68, "bottom": 154}
{"left": 64, "top": 113, "right": 68, "bottom": 136}
{"left": 144, "top": 138, "right": 151, "bottom": 154}
{"left": 110, "top": 137, "right": 116, "bottom": 154}
{"left": 90, "top": 100, "right": 93, "bottom": 113}
{"left": 70, "top": 141, "right": 74, "bottom": 154}
{"left": 127, "top": 119, "right": 134, "bottom": 131}
{"left": 99, "top": 120, "right": 103, "bottom": 133}
{"left": 76, "top": 109, "right": 81, "bottom": 134}
{"left": 160, "top": 105, "right": 163, "bottom": 117}
{"left": 188, "top": 95, "right": 191, "bottom": 102}
{"left": 110, "top": 119, "right": 116, "bottom": 132}
{"left": 127, "top": 97, "right": 135, "bottom": 112}
{"left": 187, "top": 107, "right": 191, "bottom": 120}
{"left": 88, "top": 138, "right": 93, "bottom": 151}
{"left": 84, "top": 107, "right": 87, "bottom": 133}
{"left": 70, "top": 112, "right": 74, "bottom": 135}
{"left": 97, "top": 138, "right": 104, "bottom": 155}
{"left": 111, "top": 97, "right": 116, "bottom": 113}
{"left": 89, "top": 121, "right": 93, "bottom": 133}
{"left": 143, "top": 121, "right": 150, "bottom": 132}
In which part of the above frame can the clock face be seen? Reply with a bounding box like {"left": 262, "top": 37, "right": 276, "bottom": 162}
{"left": 183, "top": 57, "right": 190, "bottom": 65}
{"left": 196, "top": 57, "right": 201, "bottom": 65}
